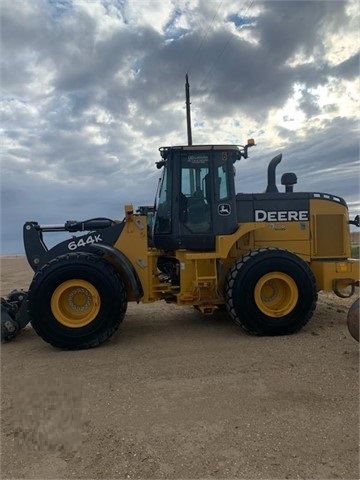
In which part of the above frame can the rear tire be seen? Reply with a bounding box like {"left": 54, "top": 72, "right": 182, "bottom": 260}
{"left": 225, "top": 248, "right": 317, "bottom": 335}
{"left": 28, "top": 253, "right": 127, "bottom": 349}
{"left": 347, "top": 298, "right": 359, "bottom": 342}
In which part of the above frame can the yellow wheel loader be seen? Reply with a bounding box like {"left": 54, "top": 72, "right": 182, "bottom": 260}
{"left": 1, "top": 140, "right": 359, "bottom": 348}
{"left": 1, "top": 79, "right": 359, "bottom": 349}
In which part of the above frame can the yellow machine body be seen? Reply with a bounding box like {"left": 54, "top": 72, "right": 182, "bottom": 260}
{"left": 114, "top": 201, "right": 359, "bottom": 311}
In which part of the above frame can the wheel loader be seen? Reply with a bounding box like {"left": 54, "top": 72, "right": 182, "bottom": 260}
{"left": 1, "top": 79, "right": 359, "bottom": 349}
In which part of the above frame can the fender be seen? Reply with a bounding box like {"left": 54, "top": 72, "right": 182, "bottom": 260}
{"left": 216, "top": 222, "right": 267, "bottom": 258}
{"left": 89, "top": 243, "right": 144, "bottom": 301}
{"left": 185, "top": 223, "right": 267, "bottom": 260}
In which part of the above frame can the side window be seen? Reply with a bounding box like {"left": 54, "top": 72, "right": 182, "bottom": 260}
{"left": 216, "top": 165, "right": 229, "bottom": 200}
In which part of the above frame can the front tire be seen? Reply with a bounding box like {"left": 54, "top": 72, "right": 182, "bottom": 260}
{"left": 225, "top": 248, "right": 317, "bottom": 335}
{"left": 28, "top": 253, "right": 127, "bottom": 349}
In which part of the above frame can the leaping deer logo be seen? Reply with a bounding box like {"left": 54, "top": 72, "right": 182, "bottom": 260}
{"left": 218, "top": 204, "right": 231, "bottom": 215}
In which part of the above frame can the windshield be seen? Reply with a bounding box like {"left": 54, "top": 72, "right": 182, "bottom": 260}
{"left": 154, "top": 166, "right": 172, "bottom": 234}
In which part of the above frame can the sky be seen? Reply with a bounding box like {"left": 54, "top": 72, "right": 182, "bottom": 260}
{"left": 1, "top": 0, "right": 359, "bottom": 254}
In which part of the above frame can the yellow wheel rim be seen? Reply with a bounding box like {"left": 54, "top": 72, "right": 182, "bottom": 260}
{"left": 51, "top": 279, "right": 101, "bottom": 328}
{"left": 254, "top": 272, "right": 298, "bottom": 317}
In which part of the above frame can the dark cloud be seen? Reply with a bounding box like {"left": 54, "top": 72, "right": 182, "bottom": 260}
{"left": 298, "top": 90, "right": 321, "bottom": 118}
{"left": 198, "top": 0, "right": 352, "bottom": 120}
{"left": 257, "top": 0, "right": 346, "bottom": 61}
{"left": 331, "top": 53, "right": 360, "bottom": 80}
{"left": 235, "top": 115, "right": 359, "bottom": 215}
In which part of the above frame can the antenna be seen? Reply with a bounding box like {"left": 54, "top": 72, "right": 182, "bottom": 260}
{"left": 185, "top": 74, "right": 193, "bottom": 146}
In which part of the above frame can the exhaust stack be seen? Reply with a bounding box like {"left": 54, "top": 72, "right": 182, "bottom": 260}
{"left": 265, "top": 154, "right": 282, "bottom": 193}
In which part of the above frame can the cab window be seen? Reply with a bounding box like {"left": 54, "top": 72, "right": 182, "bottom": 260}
{"left": 180, "top": 152, "right": 210, "bottom": 233}
{"left": 216, "top": 165, "right": 230, "bottom": 200}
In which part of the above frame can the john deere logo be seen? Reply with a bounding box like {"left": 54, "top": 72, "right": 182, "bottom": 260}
{"left": 218, "top": 204, "right": 231, "bottom": 216}
{"left": 255, "top": 209, "right": 309, "bottom": 222}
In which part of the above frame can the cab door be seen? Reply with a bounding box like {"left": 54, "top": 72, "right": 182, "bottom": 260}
{"left": 178, "top": 148, "right": 238, "bottom": 250}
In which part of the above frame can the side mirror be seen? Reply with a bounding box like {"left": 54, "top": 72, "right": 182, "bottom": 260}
{"left": 349, "top": 215, "right": 359, "bottom": 227}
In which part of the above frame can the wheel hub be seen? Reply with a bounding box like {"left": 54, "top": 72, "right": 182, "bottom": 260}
{"left": 67, "top": 288, "right": 92, "bottom": 312}
{"left": 254, "top": 272, "right": 298, "bottom": 317}
{"left": 51, "top": 279, "right": 101, "bottom": 328}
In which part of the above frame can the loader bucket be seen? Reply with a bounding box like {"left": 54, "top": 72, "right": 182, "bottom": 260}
{"left": 347, "top": 298, "right": 359, "bottom": 342}
{"left": 1, "top": 291, "right": 29, "bottom": 341}
{"left": 1, "top": 304, "right": 18, "bottom": 341}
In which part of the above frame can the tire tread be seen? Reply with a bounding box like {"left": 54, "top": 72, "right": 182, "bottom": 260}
{"left": 28, "top": 252, "right": 127, "bottom": 349}
{"left": 225, "top": 247, "right": 317, "bottom": 335}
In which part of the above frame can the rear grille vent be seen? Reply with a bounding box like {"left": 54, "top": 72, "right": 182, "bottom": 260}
{"left": 315, "top": 214, "right": 345, "bottom": 256}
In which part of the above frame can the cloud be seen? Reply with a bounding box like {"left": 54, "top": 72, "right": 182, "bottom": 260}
{"left": 331, "top": 52, "right": 359, "bottom": 80}
{"left": 1, "top": 0, "right": 359, "bottom": 254}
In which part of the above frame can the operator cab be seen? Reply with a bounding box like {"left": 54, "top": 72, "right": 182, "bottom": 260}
{"left": 152, "top": 143, "right": 253, "bottom": 251}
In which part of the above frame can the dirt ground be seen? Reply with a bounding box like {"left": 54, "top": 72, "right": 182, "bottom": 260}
{"left": 1, "top": 256, "right": 359, "bottom": 480}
